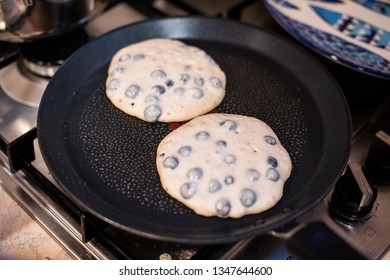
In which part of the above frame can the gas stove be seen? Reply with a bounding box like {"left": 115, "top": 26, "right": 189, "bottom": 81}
{"left": 0, "top": 0, "right": 389, "bottom": 260}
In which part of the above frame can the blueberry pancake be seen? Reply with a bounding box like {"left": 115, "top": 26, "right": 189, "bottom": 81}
{"left": 156, "top": 113, "right": 292, "bottom": 218}
{"left": 106, "top": 38, "right": 226, "bottom": 122}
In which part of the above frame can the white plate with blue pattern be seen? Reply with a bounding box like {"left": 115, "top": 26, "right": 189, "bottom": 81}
{"left": 264, "top": 0, "right": 390, "bottom": 79}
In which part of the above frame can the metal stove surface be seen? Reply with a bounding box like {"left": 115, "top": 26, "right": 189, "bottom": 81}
{"left": 1, "top": 0, "right": 390, "bottom": 260}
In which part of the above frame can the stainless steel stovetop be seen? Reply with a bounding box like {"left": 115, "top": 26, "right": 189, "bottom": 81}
{"left": 0, "top": 0, "right": 389, "bottom": 260}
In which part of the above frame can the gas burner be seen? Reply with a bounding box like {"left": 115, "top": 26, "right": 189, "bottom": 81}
{"left": 0, "top": 27, "right": 90, "bottom": 107}
{"left": 0, "top": 60, "right": 48, "bottom": 107}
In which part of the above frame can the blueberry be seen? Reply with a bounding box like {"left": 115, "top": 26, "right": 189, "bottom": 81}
{"left": 216, "top": 140, "right": 227, "bottom": 149}
{"left": 216, "top": 199, "right": 231, "bottom": 217}
{"left": 163, "top": 156, "right": 179, "bottom": 169}
{"left": 195, "top": 131, "right": 210, "bottom": 141}
{"left": 267, "top": 156, "right": 278, "bottom": 168}
{"left": 152, "top": 85, "right": 165, "bottom": 95}
{"left": 246, "top": 169, "right": 260, "bottom": 182}
{"left": 151, "top": 69, "right": 167, "bottom": 80}
{"left": 180, "top": 73, "right": 190, "bottom": 84}
{"left": 240, "top": 189, "right": 257, "bottom": 207}
{"left": 187, "top": 167, "right": 203, "bottom": 181}
{"left": 166, "top": 80, "right": 174, "bottom": 87}
{"left": 266, "top": 168, "right": 280, "bottom": 182}
{"left": 224, "top": 175, "right": 234, "bottom": 185}
{"left": 195, "top": 50, "right": 206, "bottom": 56}
{"left": 107, "top": 79, "right": 120, "bottom": 91}
{"left": 190, "top": 88, "right": 204, "bottom": 99}
{"left": 194, "top": 77, "right": 204, "bottom": 86}
{"left": 133, "top": 54, "right": 145, "bottom": 61}
{"left": 144, "top": 95, "right": 159, "bottom": 104}
{"left": 119, "top": 54, "right": 131, "bottom": 62}
{"left": 264, "top": 135, "right": 277, "bottom": 145}
{"left": 178, "top": 146, "right": 192, "bottom": 157}
{"left": 220, "top": 120, "right": 237, "bottom": 131}
{"left": 208, "top": 179, "right": 222, "bottom": 193}
{"left": 224, "top": 154, "right": 236, "bottom": 164}
{"left": 111, "top": 67, "right": 125, "bottom": 76}
{"left": 174, "top": 87, "right": 185, "bottom": 96}
{"left": 145, "top": 95, "right": 160, "bottom": 104}
{"left": 125, "top": 85, "right": 140, "bottom": 99}
{"left": 209, "top": 77, "right": 222, "bottom": 88}
{"left": 143, "top": 104, "right": 161, "bottom": 122}
{"left": 180, "top": 182, "right": 197, "bottom": 199}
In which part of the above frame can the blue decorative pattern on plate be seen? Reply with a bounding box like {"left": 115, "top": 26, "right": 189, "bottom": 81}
{"left": 352, "top": 0, "right": 390, "bottom": 16}
{"left": 264, "top": 0, "right": 390, "bottom": 79}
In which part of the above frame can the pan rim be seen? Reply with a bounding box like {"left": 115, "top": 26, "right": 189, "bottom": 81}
{"left": 37, "top": 16, "right": 351, "bottom": 244}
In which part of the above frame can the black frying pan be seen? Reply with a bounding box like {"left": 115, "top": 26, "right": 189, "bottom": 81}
{"left": 37, "top": 17, "right": 351, "bottom": 244}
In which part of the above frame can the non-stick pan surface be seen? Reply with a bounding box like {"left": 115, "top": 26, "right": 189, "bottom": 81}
{"left": 37, "top": 17, "right": 351, "bottom": 244}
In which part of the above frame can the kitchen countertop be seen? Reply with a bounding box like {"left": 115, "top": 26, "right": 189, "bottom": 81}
{"left": 0, "top": 186, "right": 73, "bottom": 260}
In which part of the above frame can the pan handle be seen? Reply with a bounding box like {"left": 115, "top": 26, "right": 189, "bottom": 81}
{"left": 221, "top": 221, "right": 366, "bottom": 260}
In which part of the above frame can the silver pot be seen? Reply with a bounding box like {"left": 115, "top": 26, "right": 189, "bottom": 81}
{"left": 0, "top": 0, "right": 102, "bottom": 42}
